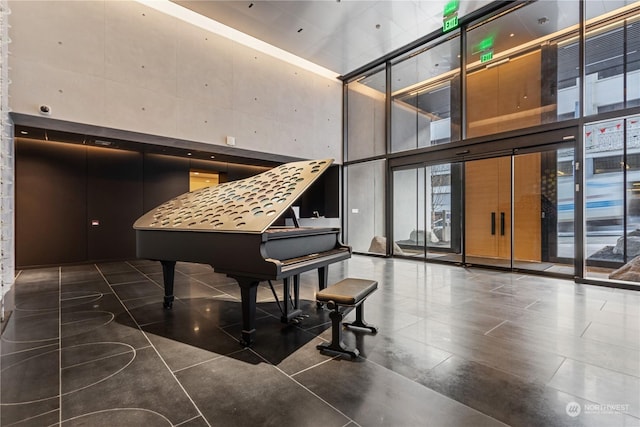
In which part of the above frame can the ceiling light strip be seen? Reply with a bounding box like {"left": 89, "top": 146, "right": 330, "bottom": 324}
{"left": 135, "top": 0, "right": 339, "bottom": 80}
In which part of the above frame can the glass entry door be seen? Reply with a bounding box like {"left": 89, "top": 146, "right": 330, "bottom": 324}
{"left": 464, "top": 146, "right": 575, "bottom": 275}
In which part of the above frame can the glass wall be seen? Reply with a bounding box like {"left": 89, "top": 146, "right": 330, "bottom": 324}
{"left": 346, "top": 66, "right": 386, "bottom": 161}
{"left": 343, "top": 0, "right": 640, "bottom": 287}
{"left": 584, "top": 7, "right": 640, "bottom": 116}
{"left": 390, "top": 34, "right": 461, "bottom": 152}
{"left": 345, "top": 160, "right": 386, "bottom": 254}
{"left": 392, "top": 162, "right": 462, "bottom": 263}
{"left": 585, "top": 115, "right": 640, "bottom": 280}
{"left": 465, "top": 0, "right": 580, "bottom": 138}
{"left": 393, "top": 168, "right": 424, "bottom": 257}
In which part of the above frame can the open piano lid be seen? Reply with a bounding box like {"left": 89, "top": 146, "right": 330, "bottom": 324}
{"left": 133, "top": 158, "right": 333, "bottom": 234}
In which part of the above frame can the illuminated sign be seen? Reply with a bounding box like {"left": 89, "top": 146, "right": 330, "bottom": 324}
{"left": 478, "top": 36, "right": 494, "bottom": 52}
{"left": 443, "top": 0, "right": 460, "bottom": 17}
{"left": 442, "top": 0, "right": 460, "bottom": 33}
{"left": 443, "top": 16, "right": 459, "bottom": 32}
{"left": 480, "top": 50, "right": 494, "bottom": 63}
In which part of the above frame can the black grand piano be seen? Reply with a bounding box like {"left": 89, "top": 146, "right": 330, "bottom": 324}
{"left": 133, "top": 159, "right": 351, "bottom": 346}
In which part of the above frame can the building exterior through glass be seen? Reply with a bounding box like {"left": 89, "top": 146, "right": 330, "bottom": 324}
{"left": 343, "top": 0, "right": 640, "bottom": 288}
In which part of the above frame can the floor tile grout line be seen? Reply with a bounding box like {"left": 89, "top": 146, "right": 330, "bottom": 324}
{"left": 0, "top": 340, "right": 57, "bottom": 357}
{"left": 60, "top": 313, "right": 114, "bottom": 327}
{"left": 127, "top": 261, "right": 241, "bottom": 306}
{"left": 485, "top": 319, "right": 509, "bottom": 337}
{"left": 62, "top": 347, "right": 141, "bottom": 371}
{"left": 94, "top": 263, "right": 213, "bottom": 427}
{"left": 289, "top": 352, "right": 339, "bottom": 378}
{"left": 476, "top": 316, "right": 640, "bottom": 380}
{"left": 429, "top": 353, "right": 454, "bottom": 372}
{"left": 364, "top": 356, "right": 510, "bottom": 426}
{"left": 263, "top": 355, "right": 360, "bottom": 426}
{"left": 1, "top": 407, "right": 59, "bottom": 425}
{"left": 60, "top": 293, "right": 104, "bottom": 302}
{"left": 490, "top": 284, "right": 506, "bottom": 292}
{"left": 393, "top": 318, "right": 565, "bottom": 385}
{"left": 545, "top": 373, "right": 640, "bottom": 419}
{"left": 172, "top": 352, "right": 229, "bottom": 374}
{"left": 580, "top": 321, "right": 592, "bottom": 338}
{"left": 599, "top": 299, "right": 608, "bottom": 311}
{"left": 174, "top": 414, "right": 205, "bottom": 426}
{"left": 547, "top": 356, "right": 567, "bottom": 384}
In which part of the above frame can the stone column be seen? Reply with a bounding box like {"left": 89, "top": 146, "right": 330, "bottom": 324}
{"left": 0, "top": 0, "right": 13, "bottom": 322}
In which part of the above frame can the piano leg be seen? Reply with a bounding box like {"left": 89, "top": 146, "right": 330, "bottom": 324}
{"left": 160, "top": 260, "right": 176, "bottom": 309}
{"left": 317, "top": 266, "right": 328, "bottom": 291}
{"left": 317, "top": 266, "right": 328, "bottom": 308}
{"left": 234, "top": 277, "right": 259, "bottom": 347}
{"left": 281, "top": 275, "right": 303, "bottom": 323}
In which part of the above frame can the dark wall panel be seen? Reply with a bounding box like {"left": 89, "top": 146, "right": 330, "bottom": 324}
{"left": 299, "top": 165, "right": 340, "bottom": 218}
{"left": 87, "top": 148, "right": 143, "bottom": 261}
{"left": 143, "top": 153, "right": 189, "bottom": 212}
{"left": 16, "top": 139, "right": 283, "bottom": 267}
{"left": 16, "top": 140, "right": 87, "bottom": 267}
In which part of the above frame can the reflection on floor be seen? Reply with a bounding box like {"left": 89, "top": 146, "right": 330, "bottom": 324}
{"left": 1, "top": 255, "right": 639, "bottom": 426}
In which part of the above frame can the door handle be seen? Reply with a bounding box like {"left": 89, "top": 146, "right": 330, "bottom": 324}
{"left": 491, "top": 212, "right": 496, "bottom": 235}
{"left": 500, "top": 212, "right": 505, "bottom": 236}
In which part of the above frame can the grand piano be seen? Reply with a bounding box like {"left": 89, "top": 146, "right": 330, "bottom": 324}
{"left": 133, "top": 159, "right": 351, "bottom": 346}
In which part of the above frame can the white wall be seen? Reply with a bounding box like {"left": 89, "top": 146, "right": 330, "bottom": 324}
{"left": 7, "top": 0, "right": 343, "bottom": 162}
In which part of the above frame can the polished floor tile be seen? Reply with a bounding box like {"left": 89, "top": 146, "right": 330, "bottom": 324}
{"left": 548, "top": 358, "right": 640, "bottom": 418}
{"left": 2, "top": 256, "right": 639, "bottom": 427}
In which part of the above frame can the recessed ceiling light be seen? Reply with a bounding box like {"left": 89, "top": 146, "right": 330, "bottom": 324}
{"left": 510, "top": 33, "right": 515, "bottom": 37}
{"left": 20, "top": 130, "right": 28, "bottom": 135}
{"left": 210, "top": 155, "right": 215, "bottom": 159}
{"left": 187, "top": 152, "right": 192, "bottom": 156}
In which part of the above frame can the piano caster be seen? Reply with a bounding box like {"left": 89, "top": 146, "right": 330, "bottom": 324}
{"left": 163, "top": 296, "right": 174, "bottom": 309}
{"left": 239, "top": 328, "right": 256, "bottom": 347}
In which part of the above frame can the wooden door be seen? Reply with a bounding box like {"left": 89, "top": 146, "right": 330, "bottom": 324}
{"left": 513, "top": 153, "right": 542, "bottom": 262}
{"left": 466, "top": 154, "right": 542, "bottom": 265}
{"left": 465, "top": 156, "right": 511, "bottom": 261}
{"left": 497, "top": 156, "right": 512, "bottom": 259}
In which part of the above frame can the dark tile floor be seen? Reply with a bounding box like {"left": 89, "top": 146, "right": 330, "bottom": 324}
{"left": 1, "top": 255, "right": 639, "bottom": 427}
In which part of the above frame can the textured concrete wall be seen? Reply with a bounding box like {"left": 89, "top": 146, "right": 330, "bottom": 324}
{"left": 7, "top": 1, "right": 342, "bottom": 162}
{"left": 0, "top": 0, "right": 13, "bottom": 312}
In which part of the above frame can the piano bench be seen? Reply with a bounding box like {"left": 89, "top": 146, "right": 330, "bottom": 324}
{"left": 316, "top": 278, "right": 378, "bottom": 359}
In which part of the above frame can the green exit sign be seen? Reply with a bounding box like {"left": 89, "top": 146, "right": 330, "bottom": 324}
{"left": 443, "top": 15, "right": 459, "bottom": 32}
{"left": 480, "top": 51, "right": 494, "bottom": 63}
{"left": 443, "top": 0, "right": 460, "bottom": 17}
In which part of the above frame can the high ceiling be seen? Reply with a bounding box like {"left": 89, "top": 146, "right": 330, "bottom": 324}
{"left": 173, "top": 0, "right": 493, "bottom": 76}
